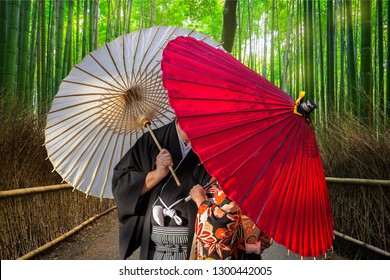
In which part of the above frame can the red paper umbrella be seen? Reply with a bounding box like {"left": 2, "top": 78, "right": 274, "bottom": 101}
{"left": 161, "top": 36, "right": 334, "bottom": 257}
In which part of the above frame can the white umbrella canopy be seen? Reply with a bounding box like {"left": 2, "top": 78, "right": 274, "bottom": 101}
{"left": 44, "top": 26, "right": 222, "bottom": 199}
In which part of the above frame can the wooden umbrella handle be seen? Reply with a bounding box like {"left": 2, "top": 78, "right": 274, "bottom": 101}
{"left": 140, "top": 118, "right": 181, "bottom": 187}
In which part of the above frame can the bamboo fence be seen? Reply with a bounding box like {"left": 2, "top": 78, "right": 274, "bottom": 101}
{"left": 0, "top": 185, "right": 115, "bottom": 260}
{"left": 327, "top": 179, "right": 390, "bottom": 259}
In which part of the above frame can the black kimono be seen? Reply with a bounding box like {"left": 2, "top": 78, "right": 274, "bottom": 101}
{"left": 112, "top": 121, "right": 211, "bottom": 260}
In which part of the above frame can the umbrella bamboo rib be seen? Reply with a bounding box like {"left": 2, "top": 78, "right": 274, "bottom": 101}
{"left": 221, "top": 117, "right": 299, "bottom": 198}
{"left": 89, "top": 52, "right": 127, "bottom": 91}
{"left": 131, "top": 27, "right": 143, "bottom": 88}
{"left": 163, "top": 43, "right": 292, "bottom": 103}
{"left": 122, "top": 35, "right": 131, "bottom": 89}
{"left": 254, "top": 120, "right": 303, "bottom": 225}
{"left": 46, "top": 112, "right": 104, "bottom": 165}
{"left": 104, "top": 43, "right": 128, "bottom": 89}
{"left": 60, "top": 79, "right": 124, "bottom": 94}
{"left": 98, "top": 100, "right": 133, "bottom": 198}
{"left": 169, "top": 95, "right": 292, "bottom": 108}
{"left": 164, "top": 76, "right": 292, "bottom": 104}
{"left": 133, "top": 27, "right": 160, "bottom": 84}
{"left": 177, "top": 107, "right": 292, "bottom": 120}
{"left": 134, "top": 27, "right": 178, "bottom": 83}
{"left": 48, "top": 95, "right": 118, "bottom": 115}
{"left": 192, "top": 111, "right": 291, "bottom": 143}
{"left": 84, "top": 103, "right": 125, "bottom": 196}
{"left": 67, "top": 121, "right": 114, "bottom": 188}
{"left": 45, "top": 106, "right": 105, "bottom": 147}
{"left": 45, "top": 104, "right": 102, "bottom": 131}
{"left": 73, "top": 65, "right": 125, "bottom": 92}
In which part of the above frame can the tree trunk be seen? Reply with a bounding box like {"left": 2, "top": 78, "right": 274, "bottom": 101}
{"left": 89, "top": 0, "right": 97, "bottom": 52}
{"left": 277, "top": 1, "right": 282, "bottom": 88}
{"left": 0, "top": 0, "right": 8, "bottom": 91}
{"left": 4, "top": 0, "right": 20, "bottom": 97}
{"left": 106, "top": 0, "right": 111, "bottom": 41}
{"left": 338, "top": 0, "right": 345, "bottom": 112}
{"left": 270, "top": 0, "right": 275, "bottom": 83}
{"left": 387, "top": 0, "right": 390, "bottom": 126}
{"left": 295, "top": 0, "right": 300, "bottom": 94}
{"left": 317, "top": 0, "right": 325, "bottom": 122}
{"left": 75, "top": 0, "right": 80, "bottom": 63}
{"left": 38, "top": 0, "right": 47, "bottom": 114}
{"left": 27, "top": 0, "right": 38, "bottom": 107}
{"left": 46, "top": 0, "right": 56, "bottom": 103}
{"left": 376, "top": 0, "right": 384, "bottom": 129}
{"left": 82, "top": 0, "right": 88, "bottom": 58}
{"left": 55, "top": 0, "right": 65, "bottom": 95}
{"left": 327, "top": 0, "right": 335, "bottom": 113}
{"left": 63, "top": 0, "right": 74, "bottom": 78}
{"left": 305, "top": 0, "right": 314, "bottom": 99}
{"left": 282, "top": 1, "right": 292, "bottom": 92}
{"left": 262, "top": 1, "right": 268, "bottom": 77}
{"left": 151, "top": 0, "right": 156, "bottom": 26}
{"left": 221, "top": 0, "right": 237, "bottom": 53}
{"left": 346, "top": 0, "right": 357, "bottom": 115}
{"left": 360, "top": 0, "right": 373, "bottom": 126}
{"left": 247, "top": 0, "right": 253, "bottom": 69}
{"left": 17, "top": 0, "right": 31, "bottom": 102}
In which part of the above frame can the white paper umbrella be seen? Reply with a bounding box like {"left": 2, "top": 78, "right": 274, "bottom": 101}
{"left": 44, "top": 26, "right": 222, "bottom": 199}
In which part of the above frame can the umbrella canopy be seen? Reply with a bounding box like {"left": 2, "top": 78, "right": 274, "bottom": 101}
{"left": 44, "top": 26, "right": 221, "bottom": 199}
{"left": 161, "top": 36, "right": 334, "bottom": 257}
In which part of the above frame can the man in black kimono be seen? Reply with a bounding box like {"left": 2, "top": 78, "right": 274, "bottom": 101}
{"left": 112, "top": 120, "right": 211, "bottom": 260}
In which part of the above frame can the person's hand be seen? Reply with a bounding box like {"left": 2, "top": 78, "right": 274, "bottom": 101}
{"left": 155, "top": 148, "right": 173, "bottom": 179}
{"left": 190, "top": 184, "right": 207, "bottom": 207}
{"left": 142, "top": 149, "right": 173, "bottom": 195}
{"left": 259, "top": 231, "right": 273, "bottom": 253}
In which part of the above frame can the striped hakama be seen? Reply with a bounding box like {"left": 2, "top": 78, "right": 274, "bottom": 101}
{"left": 150, "top": 226, "right": 189, "bottom": 260}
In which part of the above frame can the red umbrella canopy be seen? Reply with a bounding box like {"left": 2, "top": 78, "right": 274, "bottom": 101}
{"left": 161, "top": 36, "right": 334, "bottom": 257}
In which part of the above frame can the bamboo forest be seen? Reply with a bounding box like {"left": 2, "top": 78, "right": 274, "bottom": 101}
{"left": 1, "top": 0, "right": 390, "bottom": 129}
{"left": 1, "top": 0, "right": 389, "bottom": 261}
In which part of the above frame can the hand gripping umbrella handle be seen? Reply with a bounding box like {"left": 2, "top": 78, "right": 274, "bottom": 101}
{"left": 184, "top": 179, "right": 217, "bottom": 202}
{"left": 139, "top": 117, "right": 181, "bottom": 187}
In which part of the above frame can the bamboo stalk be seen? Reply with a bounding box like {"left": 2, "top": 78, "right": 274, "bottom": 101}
{"left": 334, "top": 230, "right": 390, "bottom": 258}
{"left": 0, "top": 184, "right": 72, "bottom": 198}
{"left": 17, "top": 206, "right": 117, "bottom": 260}
{"left": 326, "top": 177, "right": 390, "bottom": 186}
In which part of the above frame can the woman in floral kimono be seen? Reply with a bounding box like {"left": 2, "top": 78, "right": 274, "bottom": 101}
{"left": 189, "top": 180, "right": 272, "bottom": 260}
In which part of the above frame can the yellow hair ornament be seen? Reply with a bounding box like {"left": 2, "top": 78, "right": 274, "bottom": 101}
{"left": 293, "top": 91, "right": 305, "bottom": 116}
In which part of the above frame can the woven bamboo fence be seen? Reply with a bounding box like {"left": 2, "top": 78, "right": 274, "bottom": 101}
{"left": 327, "top": 179, "right": 390, "bottom": 259}
{"left": 0, "top": 185, "right": 115, "bottom": 260}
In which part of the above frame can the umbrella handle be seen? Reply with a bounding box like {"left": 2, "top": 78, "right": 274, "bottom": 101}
{"left": 143, "top": 121, "right": 181, "bottom": 187}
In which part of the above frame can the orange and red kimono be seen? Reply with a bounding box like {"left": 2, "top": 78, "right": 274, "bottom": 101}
{"left": 193, "top": 182, "right": 272, "bottom": 260}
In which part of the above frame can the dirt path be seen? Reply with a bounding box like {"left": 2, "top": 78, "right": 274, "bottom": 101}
{"left": 33, "top": 208, "right": 337, "bottom": 260}
{"left": 34, "top": 209, "right": 121, "bottom": 260}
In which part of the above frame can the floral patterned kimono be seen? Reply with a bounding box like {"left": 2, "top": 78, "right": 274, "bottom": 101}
{"left": 192, "top": 181, "right": 272, "bottom": 260}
